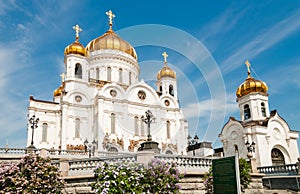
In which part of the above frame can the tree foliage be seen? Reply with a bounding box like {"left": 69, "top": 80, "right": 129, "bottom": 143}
{"left": 239, "top": 158, "right": 251, "bottom": 192}
{"left": 0, "top": 154, "right": 65, "bottom": 194}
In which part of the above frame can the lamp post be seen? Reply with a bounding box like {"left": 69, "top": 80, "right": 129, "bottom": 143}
{"left": 138, "top": 110, "right": 160, "bottom": 153}
{"left": 245, "top": 141, "right": 255, "bottom": 158}
{"left": 141, "top": 110, "right": 155, "bottom": 141}
{"left": 28, "top": 115, "right": 39, "bottom": 149}
{"left": 84, "top": 139, "right": 97, "bottom": 158}
{"left": 187, "top": 134, "right": 200, "bottom": 156}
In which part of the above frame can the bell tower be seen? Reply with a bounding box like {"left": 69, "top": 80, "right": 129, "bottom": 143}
{"left": 64, "top": 24, "right": 88, "bottom": 83}
{"left": 236, "top": 60, "right": 270, "bottom": 121}
{"left": 156, "top": 52, "right": 178, "bottom": 99}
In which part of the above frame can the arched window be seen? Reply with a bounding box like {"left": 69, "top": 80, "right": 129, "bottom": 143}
{"left": 111, "top": 113, "right": 116, "bottom": 134}
{"left": 140, "top": 120, "right": 145, "bottom": 137}
{"left": 169, "top": 85, "right": 174, "bottom": 96}
{"left": 261, "top": 102, "right": 266, "bottom": 117}
{"left": 134, "top": 116, "right": 139, "bottom": 136}
{"left": 166, "top": 150, "right": 173, "bottom": 155}
{"left": 108, "top": 147, "right": 118, "bottom": 152}
{"left": 42, "top": 123, "right": 48, "bottom": 142}
{"left": 75, "top": 118, "right": 80, "bottom": 138}
{"left": 129, "top": 72, "right": 132, "bottom": 85}
{"left": 107, "top": 67, "right": 111, "bottom": 81}
{"left": 159, "top": 86, "right": 162, "bottom": 92}
{"left": 244, "top": 104, "right": 251, "bottom": 120}
{"left": 119, "top": 68, "right": 123, "bottom": 83}
{"left": 271, "top": 148, "right": 285, "bottom": 166}
{"left": 75, "top": 63, "right": 82, "bottom": 78}
{"left": 167, "top": 121, "right": 171, "bottom": 139}
{"left": 96, "top": 68, "right": 99, "bottom": 80}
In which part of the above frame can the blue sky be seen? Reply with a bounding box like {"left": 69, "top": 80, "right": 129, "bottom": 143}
{"left": 1, "top": 0, "right": 300, "bottom": 149}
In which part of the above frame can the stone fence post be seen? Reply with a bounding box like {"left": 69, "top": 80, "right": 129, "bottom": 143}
{"left": 250, "top": 158, "right": 258, "bottom": 173}
{"left": 59, "top": 158, "right": 70, "bottom": 177}
{"left": 40, "top": 148, "right": 47, "bottom": 158}
{"left": 136, "top": 150, "right": 155, "bottom": 165}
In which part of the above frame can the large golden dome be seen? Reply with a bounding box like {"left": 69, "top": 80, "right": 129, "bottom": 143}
{"left": 236, "top": 60, "right": 268, "bottom": 98}
{"left": 157, "top": 65, "right": 176, "bottom": 80}
{"left": 86, "top": 29, "right": 137, "bottom": 60}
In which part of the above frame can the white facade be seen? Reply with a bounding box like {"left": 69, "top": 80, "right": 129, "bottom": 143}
{"left": 219, "top": 65, "right": 299, "bottom": 167}
{"left": 27, "top": 22, "right": 188, "bottom": 155}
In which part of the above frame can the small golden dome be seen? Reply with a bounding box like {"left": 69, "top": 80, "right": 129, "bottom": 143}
{"left": 86, "top": 29, "right": 137, "bottom": 60}
{"left": 64, "top": 24, "right": 87, "bottom": 57}
{"left": 236, "top": 60, "right": 268, "bottom": 97}
{"left": 64, "top": 41, "right": 87, "bottom": 57}
{"left": 53, "top": 85, "right": 64, "bottom": 97}
{"left": 157, "top": 65, "right": 176, "bottom": 80}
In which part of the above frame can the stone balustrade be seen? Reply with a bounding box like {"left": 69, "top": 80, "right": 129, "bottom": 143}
{"left": 155, "top": 154, "right": 213, "bottom": 173}
{"left": 257, "top": 164, "right": 298, "bottom": 176}
{"left": 0, "top": 147, "right": 37, "bottom": 155}
{"left": 68, "top": 155, "right": 137, "bottom": 176}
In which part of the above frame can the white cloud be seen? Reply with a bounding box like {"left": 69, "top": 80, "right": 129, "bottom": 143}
{"left": 182, "top": 95, "right": 238, "bottom": 120}
{"left": 199, "top": 5, "right": 246, "bottom": 43}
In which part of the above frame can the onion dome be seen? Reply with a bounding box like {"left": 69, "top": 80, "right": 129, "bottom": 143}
{"left": 64, "top": 24, "right": 87, "bottom": 57}
{"left": 53, "top": 74, "right": 65, "bottom": 97}
{"left": 86, "top": 30, "right": 137, "bottom": 59}
{"left": 157, "top": 65, "right": 176, "bottom": 80}
{"left": 236, "top": 60, "right": 268, "bottom": 98}
{"left": 157, "top": 52, "right": 176, "bottom": 80}
{"left": 85, "top": 10, "right": 137, "bottom": 60}
{"left": 53, "top": 85, "right": 64, "bottom": 97}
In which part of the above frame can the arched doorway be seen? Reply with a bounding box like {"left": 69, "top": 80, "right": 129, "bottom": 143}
{"left": 271, "top": 148, "right": 285, "bottom": 166}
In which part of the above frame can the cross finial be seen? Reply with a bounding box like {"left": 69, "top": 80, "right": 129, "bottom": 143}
{"left": 245, "top": 60, "right": 251, "bottom": 76}
{"left": 162, "top": 51, "right": 168, "bottom": 64}
{"left": 60, "top": 73, "right": 65, "bottom": 83}
{"left": 106, "top": 10, "right": 115, "bottom": 30}
{"left": 72, "top": 24, "right": 82, "bottom": 41}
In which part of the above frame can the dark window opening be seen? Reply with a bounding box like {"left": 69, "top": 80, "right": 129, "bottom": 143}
{"left": 75, "top": 63, "right": 82, "bottom": 78}
{"left": 244, "top": 104, "right": 251, "bottom": 120}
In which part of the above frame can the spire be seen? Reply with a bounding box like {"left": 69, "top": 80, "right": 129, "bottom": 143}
{"left": 106, "top": 10, "right": 115, "bottom": 31}
{"left": 245, "top": 60, "right": 251, "bottom": 77}
{"left": 162, "top": 51, "right": 168, "bottom": 65}
{"left": 72, "top": 24, "right": 82, "bottom": 42}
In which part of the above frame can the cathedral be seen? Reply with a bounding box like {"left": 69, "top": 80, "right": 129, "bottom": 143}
{"left": 26, "top": 10, "right": 299, "bottom": 164}
{"left": 27, "top": 10, "right": 188, "bottom": 155}
{"left": 219, "top": 60, "right": 299, "bottom": 166}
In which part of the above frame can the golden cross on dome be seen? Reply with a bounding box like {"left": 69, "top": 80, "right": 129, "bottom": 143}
{"left": 162, "top": 51, "right": 168, "bottom": 64}
{"left": 106, "top": 10, "right": 115, "bottom": 30}
{"left": 73, "top": 24, "right": 82, "bottom": 41}
{"left": 245, "top": 60, "right": 251, "bottom": 76}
